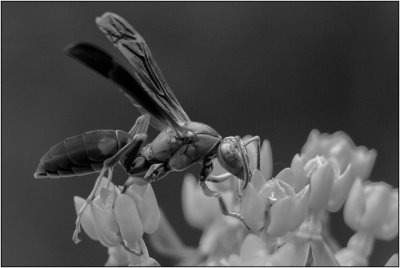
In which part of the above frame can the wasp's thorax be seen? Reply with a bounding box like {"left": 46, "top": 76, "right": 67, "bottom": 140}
{"left": 217, "top": 136, "right": 249, "bottom": 179}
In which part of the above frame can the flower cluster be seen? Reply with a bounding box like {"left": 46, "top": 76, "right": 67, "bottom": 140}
{"left": 179, "top": 130, "right": 398, "bottom": 266}
{"left": 69, "top": 130, "right": 397, "bottom": 266}
{"left": 73, "top": 176, "right": 160, "bottom": 266}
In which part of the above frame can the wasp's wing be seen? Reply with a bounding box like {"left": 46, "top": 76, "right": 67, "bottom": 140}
{"left": 65, "top": 43, "right": 185, "bottom": 133}
{"left": 95, "top": 12, "right": 191, "bottom": 124}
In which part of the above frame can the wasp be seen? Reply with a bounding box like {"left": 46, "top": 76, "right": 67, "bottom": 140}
{"left": 34, "top": 12, "right": 261, "bottom": 244}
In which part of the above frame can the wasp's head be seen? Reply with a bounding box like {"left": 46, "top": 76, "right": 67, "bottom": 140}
{"left": 217, "top": 136, "right": 249, "bottom": 180}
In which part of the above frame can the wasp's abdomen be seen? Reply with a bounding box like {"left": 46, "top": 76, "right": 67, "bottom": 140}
{"left": 34, "top": 130, "right": 131, "bottom": 178}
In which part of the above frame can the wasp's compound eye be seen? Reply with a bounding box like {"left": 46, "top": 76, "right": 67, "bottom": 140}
{"left": 217, "top": 139, "right": 243, "bottom": 175}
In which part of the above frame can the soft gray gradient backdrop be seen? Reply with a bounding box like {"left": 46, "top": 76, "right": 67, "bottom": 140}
{"left": 2, "top": 2, "right": 398, "bottom": 266}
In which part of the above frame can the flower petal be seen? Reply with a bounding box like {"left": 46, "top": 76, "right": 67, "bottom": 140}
{"left": 308, "top": 162, "right": 334, "bottom": 212}
{"left": 301, "top": 129, "right": 322, "bottom": 157}
{"left": 138, "top": 184, "right": 160, "bottom": 234}
{"left": 360, "top": 182, "right": 392, "bottom": 231}
{"left": 335, "top": 248, "right": 367, "bottom": 266}
{"left": 347, "top": 231, "right": 374, "bottom": 257}
{"left": 90, "top": 196, "right": 120, "bottom": 247}
{"left": 267, "top": 196, "right": 294, "bottom": 236}
{"left": 94, "top": 176, "right": 114, "bottom": 196}
{"left": 373, "top": 190, "right": 398, "bottom": 240}
{"left": 288, "top": 185, "right": 310, "bottom": 231}
{"left": 269, "top": 236, "right": 310, "bottom": 266}
{"left": 275, "top": 168, "right": 295, "bottom": 190}
{"left": 239, "top": 234, "right": 267, "bottom": 261}
{"left": 251, "top": 169, "right": 266, "bottom": 192}
{"left": 259, "top": 179, "right": 288, "bottom": 201}
{"left": 241, "top": 183, "right": 265, "bottom": 231}
{"left": 260, "top": 139, "right": 273, "bottom": 180}
{"left": 100, "top": 187, "right": 116, "bottom": 208}
{"left": 344, "top": 178, "right": 365, "bottom": 231}
{"left": 73, "top": 196, "right": 99, "bottom": 241}
{"left": 351, "top": 147, "right": 377, "bottom": 180}
{"left": 326, "top": 135, "right": 353, "bottom": 174}
{"left": 327, "top": 164, "right": 355, "bottom": 212}
{"left": 106, "top": 246, "right": 129, "bottom": 266}
{"left": 181, "top": 174, "right": 219, "bottom": 229}
{"left": 385, "top": 253, "right": 399, "bottom": 266}
{"left": 114, "top": 194, "right": 144, "bottom": 246}
{"left": 127, "top": 237, "right": 160, "bottom": 266}
{"left": 291, "top": 154, "right": 309, "bottom": 193}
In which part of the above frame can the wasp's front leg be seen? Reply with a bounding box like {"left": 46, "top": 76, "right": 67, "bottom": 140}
{"left": 243, "top": 135, "right": 261, "bottom": 171}
{"left": 199, "top": 156, "right": 250, "bottom": 229}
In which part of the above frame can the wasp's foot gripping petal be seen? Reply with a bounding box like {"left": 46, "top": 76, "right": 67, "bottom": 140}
{"left": 73, "top": 196, "right": 99, "bottom": 242}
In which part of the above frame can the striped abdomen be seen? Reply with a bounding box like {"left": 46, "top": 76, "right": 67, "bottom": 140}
{"left": 34, "top": 130, "right": 132, "bottom": 178}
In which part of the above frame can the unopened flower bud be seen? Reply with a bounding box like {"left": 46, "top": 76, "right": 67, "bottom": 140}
{"left": 301, "top": 130, "right": 376, "bottom": 181}
{"left": 335, "top": 232, "right": 374, "bottom": 266}
{"left": 351, "top": 147, "right": 377, "bottom": 180}
{"left": 344, "top": 179, "right": 398, "bottom": 239}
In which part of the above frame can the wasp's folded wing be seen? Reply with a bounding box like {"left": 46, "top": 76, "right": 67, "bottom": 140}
{"left": 65, "top": 43, "right": 184, "bottom": 132}
{"left": 95, "top": 12, "right": 191, "bottom": 125}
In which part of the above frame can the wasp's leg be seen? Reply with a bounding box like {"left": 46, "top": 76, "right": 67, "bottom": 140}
{"left": 122, "top": 162, "right": 170, "bottom": 193}
{"left": 234, "top": 137, "right": 251, "bottom": 192}
{"left": 243, "top": 136, "right": 261, "bottom": 171}
{"left": 72, "top": 133, "right": 147, "bottom": 243}
{"left": 103, "top": 133, "right": 147, "bottom": 168}
{"left": 73, "top": 167, "right": 113, "bottom": 243}
{"left": 124, "top": 156, "right": 151, "bottom": 176}
{"left": 207, "top": 172, "right": 233, "bottom": 183}
{"left": 144, "top": 163, "right": 171, "bottom": 182}
{"left": 199, "top": 156, "right": 250, "bottom": 229}
{"left": 116, "top": 231, "right": 143, "bottom": 256}
{"left": 199, "top": 181, "right": 250, "bottom": 230}
{"left": 128, "top": 114, "right": 150, "bottom": 136}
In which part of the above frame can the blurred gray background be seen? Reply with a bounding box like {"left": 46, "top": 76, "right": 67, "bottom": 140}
{"left": 2, "top": 2, "right": 398, "bottom": 266}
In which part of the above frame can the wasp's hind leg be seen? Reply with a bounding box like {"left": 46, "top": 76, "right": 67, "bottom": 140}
{"left": 199, "top": 156, "right": 250, "bottom": 230}
{"left": 73, "top": 167, "right": 113, "bottom": 244}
